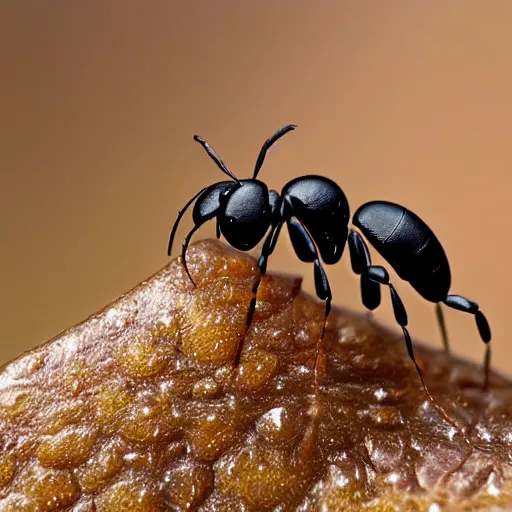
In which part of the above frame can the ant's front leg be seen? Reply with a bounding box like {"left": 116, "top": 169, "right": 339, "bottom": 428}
{"left": 246, "top": 194, "right": 284, "bottom": 326}
{"left": 236, "top": 197, "right": 285, "bottom": 365}
{"left": 245, "top": 220, "right": 284, "bottom": 329}
{"left": 257, "top": 190, "right": 283, "bottom": 276}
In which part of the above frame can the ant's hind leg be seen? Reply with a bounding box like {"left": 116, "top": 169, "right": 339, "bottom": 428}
{"left": 435, "top": 303, "right": 450, "bottom": 353}
{"left": 237, "top": 194, "right": 286, "bottom": 366}
{"left": 287, "top": 217, "right": 332, "bottom": 389}
{"left": 444, "top": 295, "right": 492, "bottom": 390}
{"left": 365, "top": 265, "right": 466, "bottom": 434}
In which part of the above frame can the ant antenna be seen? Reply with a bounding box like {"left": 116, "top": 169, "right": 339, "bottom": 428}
{"left": 194, "top": 135, "right": 241, "bottom": 185}
{"left": 253, "top": 124, "right": 297, "bottom": 179}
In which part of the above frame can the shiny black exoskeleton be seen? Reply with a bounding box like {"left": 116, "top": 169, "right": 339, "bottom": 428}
{"left": 351, "top": 202, "right": 491, "bottom": 391}
{"left": 167, "top": 125, "right": 295, "bottom": 283}
{"left": 168, "top": 125, "right": 492, "bottom": 410}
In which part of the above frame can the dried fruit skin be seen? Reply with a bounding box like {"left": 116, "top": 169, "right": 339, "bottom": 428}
{"left": 0, "top": 239, "right": 512, "bottom": 511}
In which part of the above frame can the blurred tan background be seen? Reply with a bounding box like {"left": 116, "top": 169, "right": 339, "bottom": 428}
{"left": 0, "top": 2, "right": 510, "bottom": 375}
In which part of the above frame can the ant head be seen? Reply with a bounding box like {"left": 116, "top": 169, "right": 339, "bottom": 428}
{"left": 219, "top": 180, "right": 272, "bottom": 251}
{"left": 191, "top": 125, "right": 297, "bottom": 251}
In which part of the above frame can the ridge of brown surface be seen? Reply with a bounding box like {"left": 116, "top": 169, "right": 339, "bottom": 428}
{"left": 1, "top": 239, "right": 511, "bottom": 511}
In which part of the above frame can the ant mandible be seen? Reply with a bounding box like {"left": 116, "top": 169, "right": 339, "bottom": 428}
{"left": 167, "top": 124, "right": 492, "bottom": 417}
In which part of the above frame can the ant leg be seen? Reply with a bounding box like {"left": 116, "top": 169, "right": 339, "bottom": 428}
{"left": 257, "top": 218, "right": 284, "bottom": 275}
{"left": 181, "top": 224, "right": 202, "bottom": 286}
{"left": 444, "top": 295, "right": 492, "bottom": 390}
{"left": 234, "top": 220, "right": 284, "bottom": 366}
{"left": 236, "top": 196, "right": 286, "bottom": 366}
{"left": 365, "top": 265, "right": 465, "bottom": 432}
{"left": 167, "top": 187, "right": 207, "bottom": 256}
{"left": 314, "top": 260, "right": 332, "bottom": 338}
{"left": 287, "top": 217, "right": 332, "bottom": 388}
{"left": 245, "top": 223, "right": 281, "bottom": 327}
{"left": 348, "top": 229, "right": 381, "bottom": 311}
{"left": 215, "top": 218, "right": 221, "bottom": 239}
{"left": 435, "top": 303, "right": 450, "bottom": 353}
{"left": 246, "top": 198, "right": 285, "bottom": 326}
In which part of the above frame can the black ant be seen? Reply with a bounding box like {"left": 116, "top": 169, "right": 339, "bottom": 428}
{"left": 167, "top": 125, "right": 492, "bottom": 422}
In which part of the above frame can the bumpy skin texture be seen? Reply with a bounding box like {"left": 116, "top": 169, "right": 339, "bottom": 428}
{"left": 1, "top": 240, "right": 511, "bottom": 511}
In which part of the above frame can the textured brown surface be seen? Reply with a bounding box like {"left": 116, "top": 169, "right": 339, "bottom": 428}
{"left": 1, "top": 239, "right": 512, "bottom": 511}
